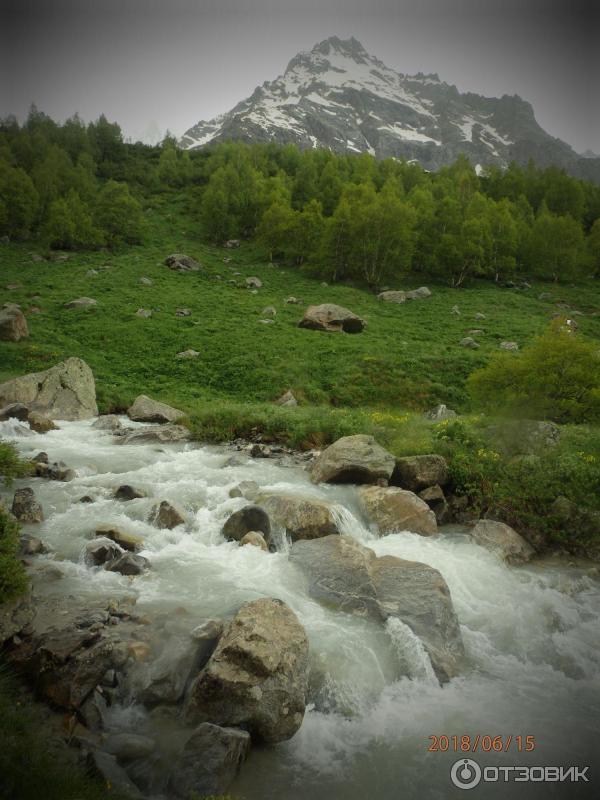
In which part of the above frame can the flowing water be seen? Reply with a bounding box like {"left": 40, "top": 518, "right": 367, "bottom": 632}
{"left": 1, "top": 418, "right": 599, "bottom": 799}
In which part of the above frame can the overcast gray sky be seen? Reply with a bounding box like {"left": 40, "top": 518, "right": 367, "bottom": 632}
{"left": 2, "top": 0, "right": 598, "bottom": 153}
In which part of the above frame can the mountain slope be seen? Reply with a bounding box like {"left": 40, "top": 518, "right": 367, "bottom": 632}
{"left": 181, "top": 36, "right": 598, "bottom": 181}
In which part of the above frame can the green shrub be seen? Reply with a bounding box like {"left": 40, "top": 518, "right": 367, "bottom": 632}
{"left": 0, "top": 504, "right": 28, "bottom": 603}
{"left": 468, "top": 322, "right": 600, "bottom": 423}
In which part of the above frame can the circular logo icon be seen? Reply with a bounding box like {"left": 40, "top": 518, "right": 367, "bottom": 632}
{"left": 450, "top": 758, "right": 482, "bottom": 790}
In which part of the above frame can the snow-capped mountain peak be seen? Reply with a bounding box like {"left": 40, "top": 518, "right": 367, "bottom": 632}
{"left": 180, "top": 36, "right": 595, "bottom": 180}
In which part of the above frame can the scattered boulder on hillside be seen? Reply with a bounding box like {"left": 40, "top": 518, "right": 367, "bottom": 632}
{"left": 392, "top": 454, "right": 449, "bottom": 492}
{"left": 118, "top": 424, "right": 191, "bottom": 444}
{"left": 222, "top": 505, "right": 271, "bottom": 543}
{"left": 460, "top": 337, "right": 479, "bottom": 349}
{"left": 127, "top": 394, "right": 185, "bottom": 423}
{"left": 135, "top": 308, "right": 152, "bottom": 318}
{"left": 224, "top": 239, "right": 241, "bottom": 248}
{"left": 168, "top": 723, "right": 250, "bottom": 800}
{"left": 274, "top": 389, "right": 297, "bottom": 407}
{"left": 11, "top": 488, "right": 44, "bottom": 524}
{"left": 550, "top": 496, "right": 600, "bottom": 545}
{"left": 240, "top": 531, "right": 269, "bottom": 551}
{"left": 311, "top": 434, "right": 395, "bottom": 485}
{"left": 165, "top": 254, "right": 201, "bottom": 271}
{"left": 175, "top": 307, "right": 192, "bottom": 317}
{"left": 176, "top": 349, "right": 200, "bottom": 359}
{"left": 451, "top": 305, "right": 461, "bottom": 315}
{"left": 469, "top": 520, "right": 534, "bottom": 564}
{"left": 419, "top": 485, "right": 449, "bottom": 524}
{"left": 245, "top": 277, "right": 262, "bottom": 289}
{"left": 424, "top": 404, "right": 457, "bottom": 421}
{"left": 0, "top": 306, "right": 29, "bottom": 341}
{"left": 0, "top": 357, "right": 98, "bottom": 420}
{"left": 488, "top": 419, "right": 560, "bottom": 455}
{"left": 256, "top": 493, "right": 342, "bottom": 541}
{"left": 140, "top": 276, "right": 153, "bottom": 286}
{"left": 499, "top": 341, "right": 519, "bottom": 351}
{"left": 358, "top": 486, "right": 437, "bottom": 536}
{"left": 64, "top": 297, "right": 97, "bottom": 309}
{"left": 285, "top": 296, "right": 300, "bottom": 304}
{"left": 378, "top": 287, "right": 431, "bottom": 303}
{"left": 298, "top": 304, "right": 365, "bottom": 334}
{"left": 289, "top": 535, "right": 464, "bottom": 682}
{"left": 95, "top": 525, "right": 144, "bottom": 552}
{"left": 150, "top": 500, "right": 186, "bottom": 530}
{"left": 262, "top": 306, "right": 276, "bottom": 317}
{"left": 474, "top": 312, "right": 486, "bottom": 320}
{"left": 185, "top": 598, "right": 309, "bottom": 743}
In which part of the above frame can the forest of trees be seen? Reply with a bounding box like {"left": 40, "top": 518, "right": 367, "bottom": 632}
{"left": 2, "top": 106, "right": 600, "bottom": 288}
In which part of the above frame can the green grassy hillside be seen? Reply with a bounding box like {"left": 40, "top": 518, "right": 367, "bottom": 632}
{"left": 2, "top": 195, "right": 599, "bottom": 416}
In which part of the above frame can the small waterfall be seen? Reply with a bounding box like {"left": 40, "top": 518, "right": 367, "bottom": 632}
{"left": 385, "top": 617, "right": 439, "bottom": 684}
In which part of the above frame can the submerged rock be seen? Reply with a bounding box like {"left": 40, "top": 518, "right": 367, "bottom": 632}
{"left": 240, "top": 531, "right": 269, "bottom": 550}
{"left": 105, "top": 553, "right": 149, "bottom": 576}
{"left": 114, "top": 484, "right": 145, "bottom": 501}
{"left": 149, "top": 500, "right": 186, "bottom": 529}
{"left": 35, "top": 460, "right": 75, "bottom": 481}
{"left": 119, "top": 424, "right": 191, "bottom": 445}
{"left": 92, "top": 414, "right": 122, "bottom": 432}
{"left": 186, "top": 598, "right": 309, "bottom": 743}
{"left": 95, "top": 525, "right": 144, "bottom": 552}
{"left": 168, "top": 723, "right": 250, "bottom": 799}
{"left": 85, "top": 538, "right": 123, "bottom": 566}
{"left": 311, "top": 434, "right": 395, "bottom": 485}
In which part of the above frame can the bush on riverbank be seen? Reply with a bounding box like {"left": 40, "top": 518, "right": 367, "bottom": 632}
{"left": 0, "top": 443, "right": 30, "bottom": 603}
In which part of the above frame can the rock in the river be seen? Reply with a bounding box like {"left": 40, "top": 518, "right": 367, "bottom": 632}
{"left": 92, "top": 414, "right": 122, "bottom": 432}
{"left": 222, "top": 505, "right": 271, "bottom": 543}
{"left": 228, "top": 480, "right": 259, "bottom": 500}
{"left": 392, "top": 454, "right": 449, "bottom": 492}
{"left": 165, "top": 253, "right": 201, "bottom": 271}
{"left": 114, "top": 484, "right": 145, "bottom": 501}
{"left": 104, "top": 733, "right": 156, "bottom": 762}
{"left": 418, "top": 485, "right": 449, "bottom": 524}
{"left": 424, "top": 404, "right": 457, "bottom": 421}
{"left": 240, "top": 531, "right": 268, "bottom": 550}
{"left": 298, "top": 303, "right": 365, "bottom": 333}
{"left": 0, "top": 357, "right": 98, "bottom": 420}
{"left": 95, "top": 525, "right": 143, "bottom": 552}
{"left": 311, "top": 434, "right": 395, "bottom": 485}
{"left": 35, "top": 460, "right": 75, "bottom": 481}
{"left": 0, "top": 305, "right": 28, "bottom": 341}
{"left": 168, "top": 723, "right": 250, "bottom": 799}
{"left": 290, "top": 536, "right": 464, "bottom": 682}
{"left": 256, "top": 493, "right": 341, "bottom": 541}
{"left": 127, "top": 394, "right": 185, "bottom": 423}
{"left": 118, "top": 424, "right": 191, "bottom": 445}
{"left": 11, "top": 488, "right": 44, "bottom": 523}
{"left": 469, "top": 520, "right": 534, "bottom": 564}
{"left": 105, "top": 553, "right": 149, "bottom": 575}
{"left": 275, "top": 389, "right": 297, "bottom": 407}
{"left": 140, "top": 636, "right": 216, "bottom": 706}
{"left": 85, "top": 539, "right": 123, "bottom": 566}
{"left": 20, "top": 534, "right": 47, "bottom": 556}
{"left": 0, "top": 402, "right": 29, "bottom": 422}
{"left": 358, "top": 486, "right": 437, "bottom": 536}
{"left": 64, "top": 297, "right": 97, "bottom": 309}
{"left": 0, "top": 403, "right": 56, "bottom": 432}
{"left": 186, "top": 598, "right": 309, "bottom": 743}
{"left": 87, "top": 750, "right": 142, "bottom": 798}
{"left": 27, "top": 411, "right": 57, "bottom": 433}
{"left": 150, "top": 500, "right": 186, "bottom": 529}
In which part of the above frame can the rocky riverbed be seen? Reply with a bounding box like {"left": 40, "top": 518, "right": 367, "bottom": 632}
{"left": 1, "top": 416, "right": 600, "bottom": 800}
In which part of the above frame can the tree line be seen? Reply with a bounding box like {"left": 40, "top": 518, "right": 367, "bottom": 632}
{"left": 1, "top": 107, "right": 600, "bottom": 287}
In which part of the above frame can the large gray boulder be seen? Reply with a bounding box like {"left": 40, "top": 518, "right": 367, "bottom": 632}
{"left": 378, "top": 287, "right": 431, "bottom": 303}
{"left": 289, "top": 535, "right": 464, "bottom": 682}
{"left": 311, "top": 434, "right": 395, "bottom": 485}
{"left": 358, "top": 486, "right": 437, "bottom": 536}
{"left": 298, "top": 304, "right": 365, "bottom": 333}
{"left": 222, "top": 505, "right": 271, "bottom": 543}
{"left": 0, "top": 357, "right": 98, "bottom": 420}
{"left": 392, "top": 454, "right": 449, "bottom": 491}
{"left": 186, "top": 598, "right": 309, "bottom": 743}
{"left": 0, "top": 306, "right": 28, "bottom": 341}
{"left": 165, "top": 253, "right": 201, "bottom": 271}
{"left": 118, "top": 424, "right": 191, "bottom": 445}
{"left": 11, "top": 488, "right": 44, "bottom": 524}
{"left": 469, "top": 520, "right": 535, "bottom": 564}
{"left": 168, "top": 723, "right": 250, "bottom": 799}
{"left": 127, "top": 394, "right": 185, "bottom": 423}
{"left": 256, "top": 493, "right": 342, "bottom": 540}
